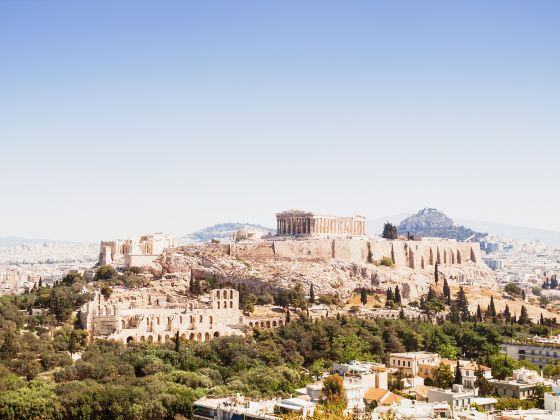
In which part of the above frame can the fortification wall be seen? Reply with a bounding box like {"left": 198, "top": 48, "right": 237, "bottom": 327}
{"left": 272, "top": 240, "right": 333, "bottom": 261}
{"left": 228, "top": 237, "right": 482, "bottom": 269}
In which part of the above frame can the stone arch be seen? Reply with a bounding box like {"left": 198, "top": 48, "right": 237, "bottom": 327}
{"left": 196, "top": 332, "right": 202, "bottom": 342}
{"left": 156, "top": 317, "right": 160, "bottom": 325}
{"left": 272, "top": 320, "right": 277, "bottom": 327}
{"left": 216, "top": 290, "right": 221, "bottom": 299}
{"left": 157, "top": 335, "right": 162, "bottom": 342}
{"left": 199, "top": 315, "right": 203, "bottom": 323}
{"left": 450, "top": 250, "right": 455, "bottom": 264}
{"left": 408, "top": 249, "right": 415, "bottom": 269}
{"left": 179, "top": 316, "right": 183, "bottom": 324}
{"left": 217, "top": 301, "right": 220, "bottom": 309}
{"left": 189, "top": 333, "right": 195, "bottom": 341}
{"left": 147, "top": 335, "right": 153, "bottom": 343}
{"left": 121, "top": 320, "right": 126, "bottom": 329}
{"left": 437, "top": 248, "right": 442, "bottom": 264}
{"left": 223, "top": 290, "right": 228, "bottom": 299}
{"left": 249, "top": 322, "right": 253, "bottom": 327}
{"left": 209, "top": 316, "right": 213, "bottom": 325}
{"left": 204, "top": 332, "right": 210, "bottom": 342}
{"left": 429, "top": 248, "right": 434, "bottom": 265}
{"left": 457, "top": 250, "right": 462, "bottom": 264}
{"left": 190, "top": 315, "right": 195, "bottom": 323}
{"left": 126, "top": 336, "right": 134, "bottom": 343}
{"left": 266, "top": 320, "right": 271, "bottom": 328}
{"left": 213, "top": 331, "right": 220, "bottom": 337}
{"left": 140, "top": 336, "right": 145, "bottom": 342}
{"left": 223, "top": 301, "right": 227, "bottom": 309}
{"left": 230, "top": 290, "right": 233, "bottom": 299}
{"left": 189, "top": 303, "right": 194, "bottom": 311}
{"left": 421, "top": 256, "right": 425, "bottom": 269}
{"left": 230, "top": 301, "right": 233, "bottom": 308}
{"left": 443, "top": 250, "right": 447, "bottom": 264}
{"left": 164, "top": 334, "right": 170, "bottom": 343}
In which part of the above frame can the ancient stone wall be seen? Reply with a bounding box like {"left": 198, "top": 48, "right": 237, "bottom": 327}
{"left": 227, "top": 238, "right": 482, "bottom": 269}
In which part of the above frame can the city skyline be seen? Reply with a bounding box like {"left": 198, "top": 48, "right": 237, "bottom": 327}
{"left": 1, "top": 1, "right": 560, "bottom": 241}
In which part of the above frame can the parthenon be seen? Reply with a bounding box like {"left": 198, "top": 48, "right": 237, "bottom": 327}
{"left": 276, "top": 210, "right": 366, "bottom": 236}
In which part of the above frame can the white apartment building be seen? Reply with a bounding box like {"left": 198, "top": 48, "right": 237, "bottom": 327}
{"left": 389, "top": 351, "right": 439, "bottom": 377}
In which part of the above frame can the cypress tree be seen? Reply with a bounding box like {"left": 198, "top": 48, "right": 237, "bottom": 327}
{"left": 503, "top": 304, "right": 511, "bottom": 323}
{"left": 386, "top": 288, "right": 394, "bottom": 303}
{"left": 309, "top": 284, "right": 315, "bottom": 304}
{"left": 488, "top": 296, "right": 497, "bottom": 322}
{"left": 519, "top": 305, "right": 530, "bottom": 325}
{"left": 360, "top": 288, "right": 368, "bottom": 305}
{"left": 434, "top": 262, "right": 439, "bottom": 285}
{"left": 540, "top": 313, "right": 545, "bottom": 325}
{"left": 456, "top": 287, "right": 469, "bottom": 322}
{"left": 443, "top": 278, "right": 451, "bottom": 305}
{"left": 394, "top": 286, "right": 402, "bottom": 304}
{"left": 476, "top": 304, "right": 483, "bottom": 322}
{"left": 399, "top": 308, "right": 406, "bottom": 319}
{"left": 454, "top": 360, "right": 463, "bottom": 385}
{"left": 175, "top": 331, "right": 180, "bottom": 352}
{"left": 286, "top": 309, "right": 291, "bottom": 323}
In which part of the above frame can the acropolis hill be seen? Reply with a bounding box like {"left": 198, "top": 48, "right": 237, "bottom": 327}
{"left": 156, "top": 210, "right": 496, "bottom": 300}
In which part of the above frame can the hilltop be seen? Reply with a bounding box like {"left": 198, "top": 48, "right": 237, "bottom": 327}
{"left": 178, "top": 223, "right": 275, "bottom": 244}
{"left": 398, "top": 208, "right": 487, "bottom": 241}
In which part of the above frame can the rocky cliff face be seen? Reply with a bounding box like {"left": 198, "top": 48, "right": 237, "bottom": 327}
{"left": 398, "top": 208, "right": 486, "bottom": 241}
{"left": 158, "top": 244, "right": 496, "bottom": 300}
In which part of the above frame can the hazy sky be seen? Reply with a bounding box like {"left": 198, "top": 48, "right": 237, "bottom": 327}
{"left": 1, "top": 1, "right": 559, "bottom": 241}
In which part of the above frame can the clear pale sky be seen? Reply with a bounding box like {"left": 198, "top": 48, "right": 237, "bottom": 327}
{"left": 1, "top": 1, "right": 559, "bottom": 241}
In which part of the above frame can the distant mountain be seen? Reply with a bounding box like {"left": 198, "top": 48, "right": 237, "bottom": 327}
{"left": 398, "top": 208, "right": 487, "bottom": 241}
{"left": 178, "top": 223, "right": 275, "bottom": 244}
{"left": 455, "top": 219, "right": 560, "bottom": 246}
{"left": 0, "top": 236, "right": 56, "bottom": 247}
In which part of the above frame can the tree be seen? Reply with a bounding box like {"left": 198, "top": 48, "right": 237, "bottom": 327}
{"left": 310, "top": 359, "right": 326, "bottom": 380}
{"left": 503, "top": 304, "right": 511, "bottom": 324}
{"left": 433, "top": 362, "right": 454, "bottom": 389}
{"left": 454, "top": 360, "right": 463, "bottom": 385}
{"left": 382, "top": 222, "right": 398, "bottom": 240}
{"left": 394, "top": 286, "right": 402, "bottom": 304}
{"left": 385, "top": 288, "right": 394, "bottom": 305}
{"left": 367, "top": 243, "right": 373, "bottom": 264}
{"left": 456, "top": 287, "right": 470, "bottom": 322}
{"left": 322, "top": 374, "right": 347, "bottom": 410}
{"left": 360, "top": 288, "right": 367, "bottom": 306}
{"left": 434, "top": 262, "right": 439, "bottom": 285}
{"left": 438, "top": 343, "right": 459, "bottom": 360}
{"left": 476, "top": 304, "right": 483, "bottom": 322}
{"left": 285, "top": 309, "right": 291, "bottom": 323}
{"left": 475, "top": 366, "right": 494, "bottom": 396}
{"left": 332, "top": 334, "right": 372, "bottom": 363}
{"left": 399, "top": 308, "right": 406, "bottom": 319}
{"left": 175, "top": 331, "right": 180, "bottom": 352}
{"left": 443, "top": 278, "right": 451, "bottom": 305}
{"left": 68, "top": 330, "right": 77, "bottom": 355}
{"left": 504, "top": 283, "right": 523, "bottom": 298}
{"left": 100, "top": 285, "right": 113, "bottom": 300}
{"left": 94, "top": 265, "right": 117, "bottom": 281}
{"left": 487, "top": 295, "right": 497, "bottom": 322}
{"left": 309, "top": 284, "right": 315, "bottom": 304}
{"left": 519, "top": 305, "right": 530, "bottom": 325}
